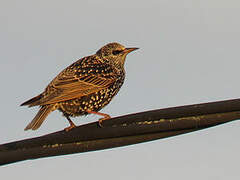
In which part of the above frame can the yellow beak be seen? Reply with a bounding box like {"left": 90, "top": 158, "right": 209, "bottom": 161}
{"left": 124, "top": 47, "right": 139, "bottom": 54}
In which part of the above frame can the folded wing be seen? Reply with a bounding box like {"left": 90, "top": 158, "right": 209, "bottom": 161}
{"left": 36, "top": 58, "right": 116, "bottom": 106}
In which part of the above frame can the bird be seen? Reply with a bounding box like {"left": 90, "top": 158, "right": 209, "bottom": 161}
{"left": 21, "top": 42, "right": 138, "bottom": 131}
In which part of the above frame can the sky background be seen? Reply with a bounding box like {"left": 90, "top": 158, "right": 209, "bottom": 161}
{"left": 1, "top": 0, "right": 240, "bottom": 179}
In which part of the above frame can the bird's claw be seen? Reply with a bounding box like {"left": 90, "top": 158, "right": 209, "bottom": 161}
{"left": 98, "top": 116, "right": 111, "bottom": 127}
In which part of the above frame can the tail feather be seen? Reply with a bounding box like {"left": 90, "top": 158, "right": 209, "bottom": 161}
{"left": 21, "top": 94, "right": 42, "bottom": 107}
{"left": 24, "top": 105, "right": 53, "bottom": 130}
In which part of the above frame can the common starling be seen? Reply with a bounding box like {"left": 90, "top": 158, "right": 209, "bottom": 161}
{"left": 21, "top": 42, "right": 138, "bottom": 131}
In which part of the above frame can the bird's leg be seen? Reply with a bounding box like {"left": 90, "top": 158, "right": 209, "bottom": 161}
{"left": 86, "top": 110, "right": 111, "bottom": 127}
{"left": 64, "top": 115, "right": 77, "bottom": 132}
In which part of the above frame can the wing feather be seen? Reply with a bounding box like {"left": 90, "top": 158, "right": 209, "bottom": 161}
{"left": 38, "top": 57, "right": 116, "bottom": 105}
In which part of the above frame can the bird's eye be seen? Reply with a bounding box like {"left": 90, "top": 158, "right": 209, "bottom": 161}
{"left": 112, "top": 50, "right": 122, "bottom": 55}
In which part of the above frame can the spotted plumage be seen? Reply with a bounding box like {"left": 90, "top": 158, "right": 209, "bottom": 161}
{"left": 21, "top": 42, "right": 138, "bottom": 131}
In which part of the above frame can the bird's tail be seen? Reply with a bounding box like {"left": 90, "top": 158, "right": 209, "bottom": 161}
{"left": 24, "top": 105, "right": 54, "bottom": 130}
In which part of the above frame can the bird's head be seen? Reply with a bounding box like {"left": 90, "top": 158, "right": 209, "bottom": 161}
{"left": 96, "top": 42, "right": 138, "bottom": 68}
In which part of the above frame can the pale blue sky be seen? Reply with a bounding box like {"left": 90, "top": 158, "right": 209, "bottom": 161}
{"left": 1, "top": 0, "right": 240, "bottom": 179}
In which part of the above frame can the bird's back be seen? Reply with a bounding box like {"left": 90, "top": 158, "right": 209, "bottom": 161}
{"left": 22, "top": 54, "right": 125, "bottom": 109}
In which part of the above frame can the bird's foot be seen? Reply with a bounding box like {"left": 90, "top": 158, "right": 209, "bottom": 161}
{"left": 98, "top": 114, "right": 111, "bottom": 127}
{"left": 64, "top": 116, "right": 77, "bottom": 132}
{"left": 64, "top": 123, "right": 76, "bottom": 132}
{"left": 86, "top": 110, "right": 111, "bottom": 127}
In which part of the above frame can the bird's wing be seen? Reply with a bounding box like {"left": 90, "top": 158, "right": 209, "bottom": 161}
{"left": 38, "top": 57, "right": 116, "bottom": 105}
